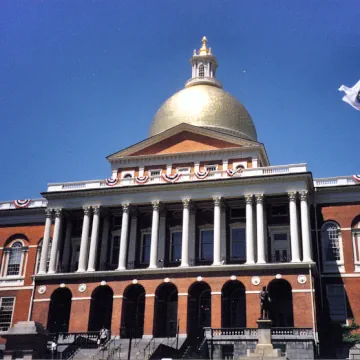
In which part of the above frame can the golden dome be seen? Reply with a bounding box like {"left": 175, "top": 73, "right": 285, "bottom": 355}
{"left": 149, "top": 84, "right": 258, "bottom": 141}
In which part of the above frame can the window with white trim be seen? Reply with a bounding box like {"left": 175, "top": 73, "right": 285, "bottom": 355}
{"left": 322, "top": 221, "right": 344, "bottom": 272}
{"left": 200, "top": 229, "right": 214, "bottom": 261}
{"left": 230, "top": 225, "right": 246, "bottom": 261}
{"left": 0, "top": 297, "right": 15, "bottom": 331}
{"left": 352, "top": 226, "right": 360, "bottom": 271}
{"left": 111, "top": 230, "right": 121, "bottom": 265}
{"left": 6, "top": 242, "right": 23, "bottom": 276}
{"left": 150, "top": 169, "right": 161, "bottom": 183}
{"left": 199, "top": 64, "right": 205, "bottom": 77}
{"left": 170, "top": 231, "right": 182, "bottom": 262}
{"left": 205, "top": 165, "right": 217, "bottom": 172}
{"left": 140, "top": 233, "right": 151, "bottom": 264}
{"left": 326, "top": 284, "right": 347, "bottom": 323}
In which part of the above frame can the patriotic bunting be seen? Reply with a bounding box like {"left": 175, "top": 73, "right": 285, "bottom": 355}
{"left": 104, "top": 178, "right": 119, "bottom": 187}
{"left": 195, "top": 170, "right": 210, "bottom": 180}
{"left": 13, "top": 199, "right": 31, "bottom": 208}
{"left": 161, "top": 173, "right": 182, "bottom": 183}
{"left": 353, "top": 175, "right": 360, "bottom": 183}
{"left": 135, "top": 176, "right": 149, "bottom": 184}
{"left": 226, "top": 167, "right": 243, "bottom": 177}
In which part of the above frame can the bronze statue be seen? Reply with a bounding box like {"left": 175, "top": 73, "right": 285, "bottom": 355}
{"left": 259, "top": 286, "right": 271, "bottom": 320}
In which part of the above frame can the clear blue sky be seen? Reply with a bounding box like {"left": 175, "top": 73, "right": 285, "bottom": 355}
{"left": 0, "top": 1, "right": 359, "bottom": 200}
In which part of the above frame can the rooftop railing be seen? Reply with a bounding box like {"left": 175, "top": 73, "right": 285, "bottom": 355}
{"left": 47, "top": 163, "right": 308, "bottom": 193}
{"left": 0, "top": 198, "right": 47, "bottom": 211}
{"left": 313, "top": 176, "right": 357, "bottom": 187}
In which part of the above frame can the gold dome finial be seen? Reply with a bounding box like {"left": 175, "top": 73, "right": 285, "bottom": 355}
{"left": 199, "top": 36, "right": 209, "bottom": 55}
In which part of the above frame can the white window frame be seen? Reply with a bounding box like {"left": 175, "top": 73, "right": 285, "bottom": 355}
{"left": 321, "top": 221, "right": 344, "bottom": 273}
{"left": 1, "top": 240, "right": 27, "bottom": 280}
{"left": 268, "top": 226, "right": 291, "bottom": 263}
{"left": 110, "top": 229, "right": 121, "bottom": 266}
{"left": 121, "top": 170, "right": 135, "bottom": 185}
{"left": 205, "top": 164, "right": 220, "bottom": 179}
{"left": 169, "top": 226, "right": 182, "bottom": 263}
{"left": 229, "top": 222, "right": 246, "bottom": 261}
{"left": 326, "top": 284, "right": 347, "bottom": 324}
{"left": 199, "top": 226, "right": 214, "bottom": 262}
{"left": 140, "top": 229, "right": 152, "bottom": 264}
{"left": 232, "top": 161, "right": 247, "bottom": 170}
{"left": 352, "top": 222, "right": 360, "bottom": 272}
{"left": 0, "top": 297, "right": 16, "bottom": 333}
{"left": 149, "top": 169, "right": 162, "bottom": 183}
{"left": 177, "top": 167, "right": 190, "bottom": 181}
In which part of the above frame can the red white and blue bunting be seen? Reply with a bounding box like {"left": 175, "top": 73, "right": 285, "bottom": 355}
{"left": 195, "top": 170, "right": 210, "bottom": 180}
{"left": 13, "top": 199, "right": 31, "bottom": 208}
{"left": 135, "top": 175, "right": 149, "bottom": 184}
{"left": 353, "top": 175, "right": 360, "bottom": 183}
{"left": 226, "top": 167, "right": 243, "bottom": 177}
{"left": 161, "top": 173, "right": 182, "bottom": 183}
{"left": 104, "top": 178, "right": 119, "bottom": 187}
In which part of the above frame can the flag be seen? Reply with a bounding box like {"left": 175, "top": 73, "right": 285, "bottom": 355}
{"left": 339, "top": 80, "right": 360, "bottom": 111}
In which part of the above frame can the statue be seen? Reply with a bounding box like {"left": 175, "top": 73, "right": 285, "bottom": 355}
{"left": 259, "top": 286, "right": 271, "bottom": 320}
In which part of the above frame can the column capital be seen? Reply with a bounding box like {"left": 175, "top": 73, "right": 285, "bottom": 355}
{"left": 213, "top": 196, "right": 222, "bottom": 207}
{"left": 288, "top": 191, "right": 297, "bottom": 201}
{"left": 245, "top": 194, "right": 253, "bottom": 204}
{"left": 45, "top": 208, "right": 53, "bottom": 218}
{"left": 182, "top": 199, "right": 191, "bottom": 209}
{"left": 54, "top": 208, "right": 62, "bottom": 218}
{"left": 122, "top": 203, "right": 130, "bottom": 213}
{"left": 83, "top": 206, "right": 91, "bottom": 215}
{"left": 299, "top": 190, "right": 308, "bottom": 201}
{"left": 92, "top": 206, "right": 100, "bottom": 215}
{"left": 255, "top": 194, "right": 264, "bottom": 204}
{"left": 152, "top": 201, "right": 160, "bottom": 210}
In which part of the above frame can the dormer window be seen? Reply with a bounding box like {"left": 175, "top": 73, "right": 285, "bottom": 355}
{"left": 199, "top": 64, "right": 205, "bottom": 77}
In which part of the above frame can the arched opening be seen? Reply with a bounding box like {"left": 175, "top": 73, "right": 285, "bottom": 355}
{"left": 153, "top": 283, "right": 178, "bottom": 337}
{"left": 198, "top": 64, "right": 205, "bottom": 77}
{"left": 268, "top": 279, "right": 294, "bottom": 327}
{"left": 47, "top": 288, "right": 72, "bottom": 333}
{"left": 88, "top": 286, "right": 113, "bottom": 332}
{"left": 187, "top": 282, "right": 211, "bottom": 339}
{"left": 121, "top": 284, "right": 145, "bottom": 338}
{"left": 221, "top": 281, "right": 246, "bottom": 328}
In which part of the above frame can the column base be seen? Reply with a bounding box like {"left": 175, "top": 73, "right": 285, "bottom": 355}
{"left": 47, "top": 270, "right": 55, "bottom": 274}
{"left": 37, "top": 270, "right": 46, "bottom": 275}
{"left": 76, "top": 269, "right": 86, "bottom": 273}
{"left": 303, "top": 257, "right": 313, "bottom": 262}
{"left": 291, "top": 258, "right": 301, "bottom": 263}
{"left": 180, "top": 263, "right": 189, "bottom": 267}
{"left": 212, "top": 262, "right": 222, "bottom": 266}
{"left": 87, "top": 268, "right": 95, "bottom": 272}
{"left": 257, "top": 260, "right": 266, "bottom": 264}
{"left": 116, "top": 266, "right": 126, "bottom": 271}
{"left": 148, "top": 265, "right": 158, "bottom": 269}
{"left": 246, "top": 260, "right": 255, "bottom": 265}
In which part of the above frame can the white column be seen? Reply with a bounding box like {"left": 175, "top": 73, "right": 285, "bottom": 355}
{"left": 256, "top": 194, "right": 266, "bottom": 264}
{"left": 127, "top": 211, "right": 138, "bottom": 269}
{"left": 99, "top": 215, "right": 109, "bottom": 270}
{"left": 117, "top": 204, "right": 130, "bottom": 270}
{"left": 189, "top": 208, "right": 196, "bottom": 265}
{"left": 300, "top": 191, "right": 312, "bottom": 262}
{"left": 77, "top": 206, "right": 91, "bottom": 272}
{"left": 149, "top": 201, "right": 160, "bottom": 268}
{"left": 245, "top": 195, "right": 255, "bottom": 264}
{"left": 38, "top": 209, "right": 53, "bottom": 274}
{"left": 61, "top": 220, "right": 73, "bottom": 271}
{"left": 87, "top": 206, "right": 101, "bottom": 272}
{"left": 220, "top": 206, "right": 227, "bottom": 263}
{"left": 157, "top": 212, "right": 166, "bottom": 266}
{"left": 213, "top": 197, "right": 222, "bottom": 265}
{"left": 289, "top": 192, "right": 301, "bottom": 262}
{"left": 48, "top": 209, "right": 63, "bottom": 273}
{"left": 181, "top": 199, "right": 190, "bottom": 267}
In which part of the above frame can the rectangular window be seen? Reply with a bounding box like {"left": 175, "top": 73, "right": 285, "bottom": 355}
{"left": 0, "top": 297, "right": 15, "bottom": 332}
{"left": 231, "top": 228, "right": 246, "bottom": 261}
{"left": 270, "top": 228, "right": 290, "bottom": 263}
{"left": 6, "top": 246, "right": 22, "bottom": 276}
{"left": 150, "top": 170, "right": 161, "bottom": 177}
{"left": 326, "top": 285, "right": 347, "bottom": 323}
{"left": 222, "top": 345, "right": 234, "bottom": 360}
{"left": 170, "top": 231, "right": 182, "bottom": 262}
{"left": 326, "top": 228, "right": 341, "bottom": 262}
{"left": 205, "top": 165, "right": 217, "bottom": 172}
{"left": 111, "top": 235, "right": 120, "bottom": 264}
{"left": 200, "top": 229, "right": 214, "bottom": 261}
{"left": 141, "top": 233, "right": 151, "bottom": 264}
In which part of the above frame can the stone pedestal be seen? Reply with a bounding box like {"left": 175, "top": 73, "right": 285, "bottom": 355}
{"left": 245, "top": 319, "right": 286, "bottom": 360}
{"left": 1, "top": 321, "right": 49, "bottom": 360}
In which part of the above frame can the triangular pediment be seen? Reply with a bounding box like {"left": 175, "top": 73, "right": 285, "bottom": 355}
{"left": 107, "top": 123, "right": 263, "bottom": 161}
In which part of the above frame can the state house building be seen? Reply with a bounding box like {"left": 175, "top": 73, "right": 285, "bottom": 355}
{"left": 0, "top": 38, "right": 359, "bottom": 359}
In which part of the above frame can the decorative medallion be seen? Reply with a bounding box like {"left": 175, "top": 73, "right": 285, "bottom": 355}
{"left": 251, "top": 276, "right": 260, "bottom": 286}
{"left": 196, "top": 276, "right": 203, "bottom": 282}
{"left": 275, "top": 274, "right": 282, "bottom": 279}
{"left": 38, "top": 285, "right": 46, "bottom": 294}
{"left": 60, "top": 283, "right": 66, "bottom": 288}
{"left": 230, "top": 275, "right": 237, "bottom": 281}
{"left": 297, "top": 275, "right": 307, "bottom": 284}
{"left": 13, "top": 199, "right": 31, "bottom": 209}
{"left": 100, "top": 281, "right": 106, "bottom": 286}
{"left": 132, "top": 279, "right": 138, "bottom": 284}
{"left": 78, "top": 284, "right": 86, "bottom": 293}
{"left": 164, "top": 277, "right": 170, "bottom": 283}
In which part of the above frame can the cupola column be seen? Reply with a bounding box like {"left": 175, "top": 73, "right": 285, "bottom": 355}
{"left": 87, "top": 206, "right": 100, "bottom": 272}
{"left": 256, "top": 194, "right": 266, "bottom": 264}
{"left": 213, "top": 197, "right": 222, "bottom": 265}
{"left": 117, "top": 204, "right": 130, "bottom": 270}
{"left": 38, "top": 208, "right": 53, "bottom": 274}
{"left": 48, "top": 208, "right": 63, "bottom": 273}
{"left": 149, "top": 201, "right": 160, "bottom": 268}
{"left": 245, "top": 195, "right": 255, "bottom": 264}
{"left": 300, "top": 191, "right": 312, "bottom": 262}
{"left": 289, "top": 192, "right": 301, "bottom": 262}
{"left": 77, "top": 206, "right": 91, "bottom": 272}
{"left": 181, "top": 199, "right": 191, "bottom": 267}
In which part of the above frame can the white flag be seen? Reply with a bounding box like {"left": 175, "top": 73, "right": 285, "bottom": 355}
{"left": 339, "top": 80, "right": 360, "bottom": 110}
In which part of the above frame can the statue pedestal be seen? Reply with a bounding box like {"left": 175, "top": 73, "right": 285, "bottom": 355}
{"left": 245, "top": 319, "right": 285, "bottom": 360}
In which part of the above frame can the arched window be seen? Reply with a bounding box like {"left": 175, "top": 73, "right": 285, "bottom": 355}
{"left": 124, "top": 174, "right": 132, "bottom": 179}
{"left": 6, "top": 242, "right": 23, "bottom": 276}
{"left": 322, "top": 221, "right": 344, "bottom": 272}
{"left": 351, "top": 216, "right": 360, "bottom": 271}
{"left": 198, "top": 64, "right": 205, "bottom": 77}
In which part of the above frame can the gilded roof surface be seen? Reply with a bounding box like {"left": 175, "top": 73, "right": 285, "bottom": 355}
{"left": 149, "top": 84, "right": 258, "bottom": 141}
